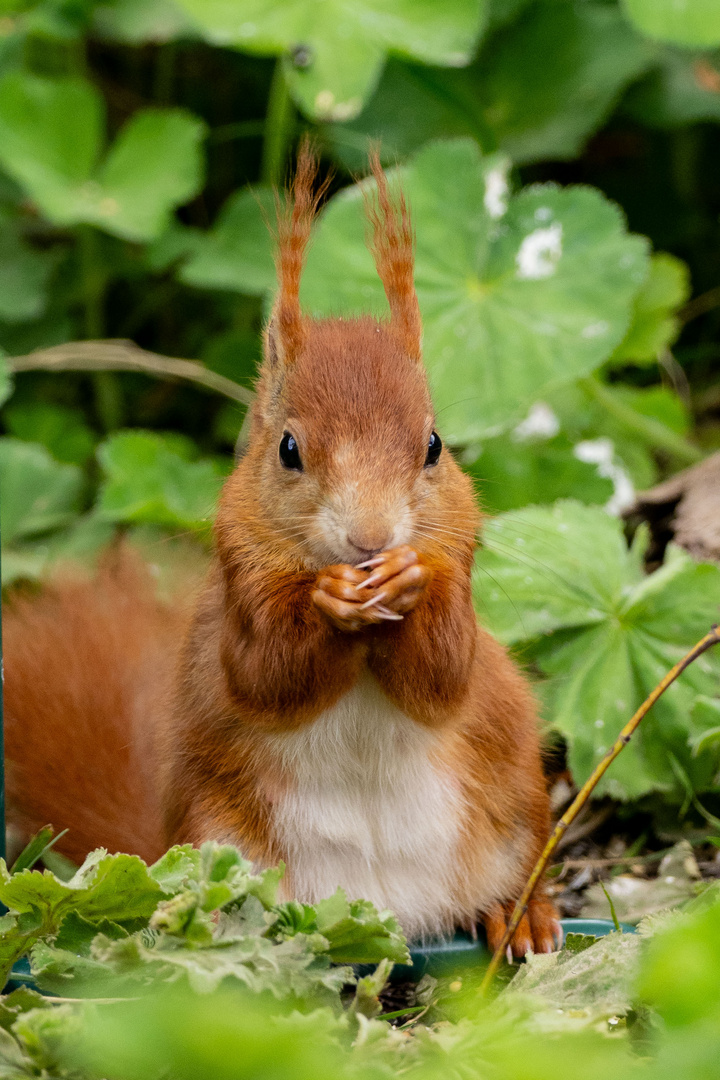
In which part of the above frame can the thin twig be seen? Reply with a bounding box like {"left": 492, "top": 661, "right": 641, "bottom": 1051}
{"left": 554, "top": 849, "right": 672, "bottom": 870}
{"left": 479, "top": 625, "right": 720, "bottom": 996}
{"left": 7, "top": 340, "right": 255, "bottom": 407}
{"left": 680, "top": 284, "right": 720, "bottom": 324}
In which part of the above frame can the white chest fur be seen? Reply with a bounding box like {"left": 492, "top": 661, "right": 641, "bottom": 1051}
{"left": 268, "top": 673, "right": 462, "bottom": 941}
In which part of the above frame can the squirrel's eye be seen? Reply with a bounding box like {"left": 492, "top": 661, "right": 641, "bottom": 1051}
{"left": 279, "top": 431, "right": 303, "bottom": 471}
{"left": 424, "top": 430, "right": 442, "bottom": 467}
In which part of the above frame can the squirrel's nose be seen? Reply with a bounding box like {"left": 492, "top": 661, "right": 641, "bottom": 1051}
{"left": 346, "top": 529, "right": 391, "bottom": 561}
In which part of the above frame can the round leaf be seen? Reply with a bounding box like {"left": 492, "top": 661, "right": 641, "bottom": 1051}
{"left": 302, "top": 139, "right": 649, "bottom": 442}
{"left": 180, "top": 187, "right": 277, "bottom": 295}
{"left": 473, "top": 501, "right": 720, "bottom": 800}
{"left": 94, "top": 108, "right": 206, "bottom": 241}
{"left": 623, "top": 0, "right": 720, "bottom": 48}
{"left": 0, "top": 438, "right": 83, "bottom": 546}
{"left": 611, "top": 252, "right": 690, "bottom": 365}
{"left": 97, "top": 431, "right": 225, "bottom": 534}
{"left": 0, "top": 73, "right": 103, "bottom": 224}
{"left": 0, "top": 73, "right": 205, "bottom": 240}
{"left": 330, "top": 1, "right": 653, "bottom": 169}
{"left": 174, "top": 0, "right": 487, "bottom": 120}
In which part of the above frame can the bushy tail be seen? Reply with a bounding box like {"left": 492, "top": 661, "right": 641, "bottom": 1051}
{"left": 2, "top": 547, "right": 191, "bottom": 866}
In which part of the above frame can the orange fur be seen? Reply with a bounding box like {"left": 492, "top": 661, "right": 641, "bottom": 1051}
{"left": 366, "top": 148, "right": 422, "bottom": 361}
{"left": 3, "top": 548, "right": 188, "bottom": 864}
{"left": 4, "top": 148, "right": 557, "bottom": 949}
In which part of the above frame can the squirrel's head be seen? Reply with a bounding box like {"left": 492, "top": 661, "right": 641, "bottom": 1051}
{"left": 236, "top": 140, "right": 476, "bottom": 570}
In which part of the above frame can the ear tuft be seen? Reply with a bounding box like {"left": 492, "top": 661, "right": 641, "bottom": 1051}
{"left": 271, "top": 136, "right": 331, "bottom": 366}
{"left": 365, "top": 147, "right": 422, "bottom": 362}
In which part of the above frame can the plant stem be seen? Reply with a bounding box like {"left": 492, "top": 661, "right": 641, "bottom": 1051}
{"left": 78, "top": 226, "right": 104, "bottom": 341}
{"left": 77, "top": 227, "right": 123, "bottom": 431}
{"left": 479, "top": 625, "right": 720, "bottom": 996}
{"left": 154, "top": 41, "right": 175, "bottom": 103}
{"left": 8, "top": 340, "right": 254, "bottom": 407}
{"left": 580, "top": 375, "right": 703, "bottom": 465}
{"left": 261, "top": 58, "right": 295, "bottom": 186}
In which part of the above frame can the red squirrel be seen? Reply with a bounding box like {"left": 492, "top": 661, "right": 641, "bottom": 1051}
{"left": 3, "top": 144, "right": 560, "bottom": 955}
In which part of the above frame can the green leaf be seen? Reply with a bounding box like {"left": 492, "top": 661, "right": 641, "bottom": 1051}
{"left": 638, "top": 886, "right": 720, "bottom": 1027}
{"left": 329, "top": 1, "right": 653, "bottom": 169}
{"left": 612, "top": 253, "right": 690, "bottom": 365}
{"left": 690, "top": 697, "right": 720, "bottom": 756}
{"left": 4, "top": 402, "right": 97, "bottom": 465}
{"left": 466, "top": 432, "right": 613, "bottom": 514}
{"left": 174, "top": 0, "right": 487, "bottom": 121}
{"left": 473, "top": 501, "right": 720, "bottom": 800}
{"left": 0, "top": 438, "right": 83, "bottom": 546}
{"left": 302, "top": 139, "right": 649, "bottom": 443}
{"left": 624, "top": 48, "right": 720, "bottom": 128}
{"left": 0, "top": 355, "right": 12, "bottom": 409}
{"left": 507, "top": 930, "right": 641, "bottom": 1015}
{"left": 180, "top": 187, "right": 277, "bottom": 295}
{"left": 0, "top": 73, "right": 103, "bottom": 223}
{"left": 0, "top": 850, "right": 165, "bottom": 927}
{"left": 95, "top": 108, "right": 206, "bottom": 241}
{"left": 622, "top": 0, "right": 720, "bottom": 48}
{"left": 313, "top": 889, "right": 410, "bottom": 964}
{"left": 0, "top": 212, "right": 57, "bottom": 324}
{"left": 149, "top": 845, "right": 201, "bottom": 894}
{"left": 0, "top": 73, "right": 205, "bottom": 240}
{"left": 93, "top": 0, "right": 195, "bottom": 43}
{"left": 548, "top": 380, "right": 694, "bottom": 489}
{"left": 10, "top": 827, "right": 65, "bottom": 876}
{"left": 563, "top": 932, "right": 600, "bottom": 955}
{"left": 96, "top": 431, "right": 226, "bottom": 535}
{"left": 0, "top": 1025, "right": 33, "bottom": 1075}
{"left": 53, "top": 911, "right": 129, "bottom": 955}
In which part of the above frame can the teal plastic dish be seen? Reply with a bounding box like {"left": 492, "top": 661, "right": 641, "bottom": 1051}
{"left": 381, "top": 918, "right": 636, "bottom": 982}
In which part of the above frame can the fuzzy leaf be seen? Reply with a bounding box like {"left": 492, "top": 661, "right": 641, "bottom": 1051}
{"left": 473, "top": 501, "right": 720, "bottom": 800}
{"left": 0, "top": 850, "right": 164, "bottom": 928}
{"left": 0, "top": 214, "right": 57, "bottom": 324}
{"left": 313, "top": 890, "right": 410, "bottom": 964}
{"left": 623, "top": 0, "right": 720, "bottom": 48}
{"left": 174, "top": 0, "right": 487, "bottom": 121}
{"left": 96, "top": 431, "right": 226, "bottom": 535}
{"left": 466, "top": 432, "right": 613, "bottom": 514}
{"left": 331, "top": 1, "right": 653, "bottom": 168}
{"left": 0, "top": 438, "right": 83, "bottom": 546}
{"left": 507, "top": 931, "right": 641, "bottom": 1016}
{"left": 302, "top": 139, "right": 648, "bottom": 443}
{"left": 0, "top": 73, "right": 205, "bottom": 240}
{"left": 180, "top": 187, "right": 277, "bottom": 295}
{"left": 612, "top": 252, "right": 691, "bottom": 365}
{"left": 4, "top": 403, "right": 96, "bottom": 466}
{"left": 638, "top": 885, "right": 720, "bottom": 1027}
{"left": 93, "top": 0, "right": 194, "bottom": 42}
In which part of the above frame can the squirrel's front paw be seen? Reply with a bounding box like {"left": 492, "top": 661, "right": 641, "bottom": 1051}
{"left": 312, "top": 563, "right": 395, "bottom": 632}
{"left": 353, "top": 545, "right": 431, "bottom": 617}
{"left": 311, "top": 547, "right": 430, "bottom": 632}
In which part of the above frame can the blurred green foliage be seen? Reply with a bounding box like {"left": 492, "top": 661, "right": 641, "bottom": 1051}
{"left": 0, "top": 836, "right": 719, "bottom": 1079}
{"left": 1, "top": 11, "right": 720, "bottom": 1060}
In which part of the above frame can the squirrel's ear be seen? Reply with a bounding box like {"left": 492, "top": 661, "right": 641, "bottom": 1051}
{"left": 366, "top": 148, "right": 422, "bottom": 363}
{"left": 264, "top": 317, "right": 286, "bottom": 370}
{"left": 271, "top": 136, "right": 330, "bottom": 366}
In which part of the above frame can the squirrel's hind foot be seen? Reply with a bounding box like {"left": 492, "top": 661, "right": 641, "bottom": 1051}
{"left": 481, "top": 897, "right": 562, "bottom": 959}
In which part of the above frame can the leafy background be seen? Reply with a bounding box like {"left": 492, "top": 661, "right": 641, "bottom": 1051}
{"left": 1, "top": 0, "right": 720, "bottom": 867}
{"left": 1, "top": 1, "right": 720, "bottom": 1076}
